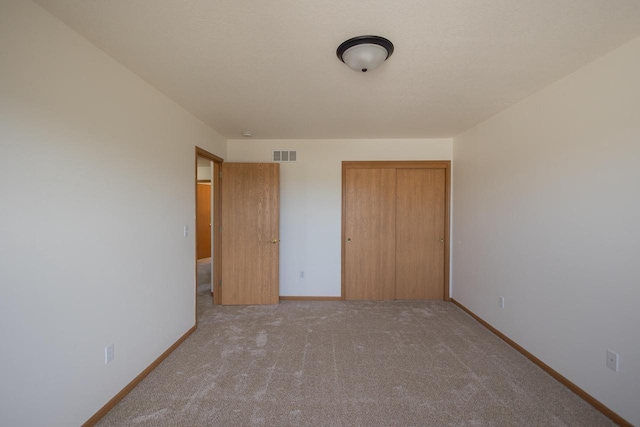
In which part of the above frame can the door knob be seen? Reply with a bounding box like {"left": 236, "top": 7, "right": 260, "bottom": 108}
{"left": 439, "top": 238, "right": 444, "bottom": 243}
{"left": 347, "top": 238, "right": 351, "bottom": 242}
{"left": 272, "top": 239, "right": 278, "bottom": 244}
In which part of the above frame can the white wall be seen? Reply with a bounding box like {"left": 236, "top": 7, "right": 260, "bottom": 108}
{"left": 0, "top": 1, "right": 226, "bottom": 426}
{"left": 227, "top": 139, "right": 452, "bottom": 297}
{"left": 452, "top": 37, "right": 640, "bottom": 425}
{"left": 197, "top": 165, "right": 213, "bottom": 181}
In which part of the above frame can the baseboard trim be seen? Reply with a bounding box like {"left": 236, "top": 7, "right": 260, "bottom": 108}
{"left": 280, "top": 296, "right": 343, "bottom": 301}
{"left": 82, "top": 325, "right": 197, "bottom": 427}
{"left": 450, "top": 299, "right": 631, "bottom": 427}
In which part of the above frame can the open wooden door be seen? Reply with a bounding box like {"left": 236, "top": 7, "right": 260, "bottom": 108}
{"left": 221, "top": 163, "right": 279, "bottom": 305}
{"left": 196, "top": 183, "right": 212, "bottom": 259}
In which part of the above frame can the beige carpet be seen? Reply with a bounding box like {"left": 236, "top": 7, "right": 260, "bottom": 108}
{"left": 196, "top": 257, "right": 212, "bottom": 295}
{"left": 96, "top": 292, "right": 612, "bottom": 426}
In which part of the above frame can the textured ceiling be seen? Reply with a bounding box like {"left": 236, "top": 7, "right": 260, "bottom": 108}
{"left": 35, "top": 0, "right": 640, "bottom": 139}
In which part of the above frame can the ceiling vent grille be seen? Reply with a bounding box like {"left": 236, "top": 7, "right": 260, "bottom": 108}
{"left": 272, "top": 151, "right": 297, "bottom": 162}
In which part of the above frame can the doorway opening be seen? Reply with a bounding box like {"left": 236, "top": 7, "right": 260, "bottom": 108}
{"left": 195, "top": 147, "right": 222, "bottom": 324}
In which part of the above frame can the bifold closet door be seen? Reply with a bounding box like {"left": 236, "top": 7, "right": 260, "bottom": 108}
{"left": 395, "top": 169, "right": 446, "bottom": 300}
{"left": 344, "top": 168, "right": 396, "bottom": 300}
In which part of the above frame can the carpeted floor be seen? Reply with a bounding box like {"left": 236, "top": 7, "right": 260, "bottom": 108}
{"left": 197, "top": 257, "right": 212, "bottom": 295}
{"left": 96, "top": 293, "right": 612, "bottom": 426}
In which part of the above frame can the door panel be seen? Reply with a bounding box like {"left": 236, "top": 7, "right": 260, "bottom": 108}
{"left": 196, "top": 183, "right": 212, "bottom": 259}
{"left": 221, "top": 163, "right": 279, "bottom": 305}
{"left": 395, "top": 169, "right": 446, "bottom": 300}
{"left": 345, "top": 168, "right": 396, "bottom": 300}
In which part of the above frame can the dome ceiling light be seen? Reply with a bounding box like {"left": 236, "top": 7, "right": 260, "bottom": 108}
{"left": 336, "top": 35, "right": 394, "bottom": 73}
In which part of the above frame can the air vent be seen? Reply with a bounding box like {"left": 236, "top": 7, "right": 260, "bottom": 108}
{"left": 272, "top": 150, "right": 297, "bottom": 162}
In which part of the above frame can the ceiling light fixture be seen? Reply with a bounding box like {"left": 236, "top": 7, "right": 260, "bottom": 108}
{"left": 241, "top": 131, "right": 253, "bottom": 137}
{"left": 336, "top": 35, "right": 394, "bottom": 73}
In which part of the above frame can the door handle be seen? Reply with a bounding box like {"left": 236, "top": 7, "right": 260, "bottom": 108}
{"left": 271, "top": 239, "right": 279, "bottom": 244}
{"left": 347, "top": 237, "right": 351, "bottom": 242}
{"left": 439, "top": 238, "right": 444, "bottom": 243}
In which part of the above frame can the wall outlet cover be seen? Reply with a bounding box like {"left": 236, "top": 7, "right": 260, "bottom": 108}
{"left": 105, "top": 343, "right": 115, "bottom": 364}
{"left": 606, "top": 349, "right": 619, "bottom": 372}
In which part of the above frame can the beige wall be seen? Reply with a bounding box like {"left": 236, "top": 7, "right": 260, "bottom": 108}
{"left": 452, "top": 36, "right": 640, "bottom": 424}
{"left": 227, "top": 139, "right": 452, "bottom": 297}
{"left": 3, "top": 0, "right": 638, "bottom": 424}
{"left": 0, "top": 1, "right": 225, "bottom": 426}
{"left": 197, "top": 165, "right": 213, "bottom": 181}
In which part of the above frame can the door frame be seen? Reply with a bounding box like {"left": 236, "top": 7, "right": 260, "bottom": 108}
{"left": 195, "top": 147, "right": 223, "bottom": 318}
{"left": 341, "top": 160, "right": 451, "bottom": 301}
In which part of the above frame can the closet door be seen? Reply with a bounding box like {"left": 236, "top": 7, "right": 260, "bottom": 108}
{"left": 395, "top": 169, "right": 446, "bottom": 300}
{"left": 344, "top": 168, "right": 396, "bottom": 300}
{"left": 342, "top": 161, "right": 450, "bottom": 301}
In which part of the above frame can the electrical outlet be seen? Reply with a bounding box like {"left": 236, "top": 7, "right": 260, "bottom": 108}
{"left": 606, "top": 350, "right": 619, "bottom": 372}
{"left": 499, "top": 296, "right": 505, "bottom": 309}
{"left": 105, "top": 343, "right": 114, "bottom": 364}
{"left": 183, "top": 225, "right": 189, "bottom": 237}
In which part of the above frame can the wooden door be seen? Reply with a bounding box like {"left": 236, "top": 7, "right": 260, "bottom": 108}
{"left": 395, "top": 169, "right": 446, "bottom": 300}
{"left": 344, "top": 168, "right": 396, "bottom": 300}
{"left": 196, "top": 183, "right": 212, "bottom": 259}
{"left": 221, "top": 163, "right": 279, "bottom": 305}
